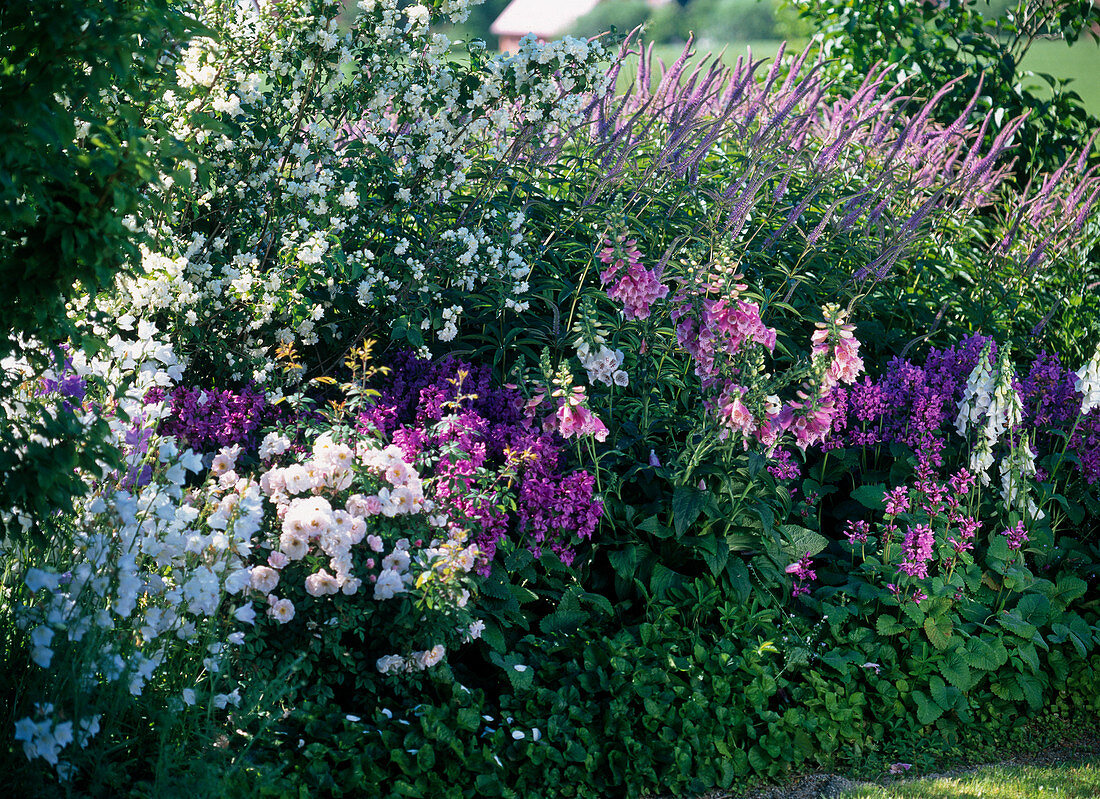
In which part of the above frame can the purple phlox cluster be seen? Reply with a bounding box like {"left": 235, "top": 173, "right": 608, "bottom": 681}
{"left": 844, "top": 519, "right": 870, "bottom": 544}
{"left": 1018, "top": 351, "right": 1100, "bottom": 485}
{"left": 359, "top": 353, "right": 603, "bottom": 570}
{"left": 598, "top": 233, "right": 669, "bottom": 321}
{"left": 36, "top": 346, "right": 87, "bottom": 411}
{"left": 832, "top": 339, "right": 1100, "bottom": 485}
{"left": 1001, "top": 521, "right": 1029, "bottom": 551}
{"left": 834, "top": 335, "right": 993, "bottom": 466}
{"left": 145, "top": 384, "right": 275, "bottom": 454}
{"left": 898, "top": 523, "right": 934, "bottom": 578}
{"left": 785, "top": 553, "right": 817, "bottom": 597}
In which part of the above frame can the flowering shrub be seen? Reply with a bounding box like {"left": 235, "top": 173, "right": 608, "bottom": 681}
{"left": 97, "top": 0, "right": 612, "bottom": 388}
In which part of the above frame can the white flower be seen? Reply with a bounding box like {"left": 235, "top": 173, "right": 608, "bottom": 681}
{"left": 270, "top": 598, "right": 296, "bottom": 623}
{"left": 376, "top": 654, "right": 407, "bottom": 674}
{"left": 1075, "top": 341, "right": 1100, "bottom": 414}
{"left": 414, "top": 644, "right": 445, "bottom": 669}
{"left": 373, "top": 569, "right": 405, "bottom": 600}
{"left": 182, "top": 688, "right": 196, "bottom": 706}
{"left": 250, "top": 565, "right": 280, "bottom": 594}
{"left": 25, "top": 568, "right": 60, "bottom": 593}
{"left": 381, "top": 549, "right": 410, "bottom": 574}
{"left": 304, "top": 569, "right": 340, "bottom": 597}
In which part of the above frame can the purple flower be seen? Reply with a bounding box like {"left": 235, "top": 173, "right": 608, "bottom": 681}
{"left": 1002, "top": 521, "right": 1029, "bottom": 551}
{"left": 883, "top": 486, "right": 910, "bottom": 515}
{"left": 785, "top": 553, "right": 817, "bottom": 597}
{"left": 844, "top": 519, "right": 870, "bottom": 544}
{"left": 899, "top": 524, "right": 934, "bottom": 578}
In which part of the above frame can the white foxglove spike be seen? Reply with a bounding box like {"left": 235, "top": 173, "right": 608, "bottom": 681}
{"left": 1075, "top": 340, "right": 1100, "bottom": 415}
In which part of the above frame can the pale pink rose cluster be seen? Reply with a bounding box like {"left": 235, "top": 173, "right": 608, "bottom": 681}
{"left": 375, "top": 643, "right": 446, "bottom": 674}
{"left": 359, "top": 444, "right": 429, "bottom": 516}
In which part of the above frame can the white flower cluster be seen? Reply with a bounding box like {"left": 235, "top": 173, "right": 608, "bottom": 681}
{"left": 956, "top": 343, "right": 1040, "bottom": 515}
{"left": 258, "top": 435, "right": 477, "bottom": 610}
{"left": 14, "top": 706, "right": 99, "bottom": 767}
{"left": 577, "top": 342, "right": 628, "bottom": 387}
{"left": 96, "top": 0, "right": 609, "bottom": 384}
{"left": 12, "top": 331, "right": 259, "bottom": 772}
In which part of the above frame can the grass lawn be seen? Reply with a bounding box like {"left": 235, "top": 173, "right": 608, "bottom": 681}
{"left": 1019, "top": 38, "right": 1100, "bottom": 118}
{"left": 838, "top": 760, "right": 1100, "bottom": 799}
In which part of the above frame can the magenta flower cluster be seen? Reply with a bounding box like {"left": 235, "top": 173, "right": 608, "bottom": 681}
{"left": 359, "top": 352, "right": 602, "bottom": 569}
{"left": 145, "top": 384, "right": 276, "bottom": 454}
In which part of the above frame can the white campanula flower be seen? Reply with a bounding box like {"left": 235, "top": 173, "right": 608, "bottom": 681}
{"left": 25, "top": 568, "right": 60, "bottom": 594}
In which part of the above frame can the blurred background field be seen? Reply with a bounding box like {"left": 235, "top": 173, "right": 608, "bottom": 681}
{"left": 439, "top": 0, "right": 1100, "bottom": 116}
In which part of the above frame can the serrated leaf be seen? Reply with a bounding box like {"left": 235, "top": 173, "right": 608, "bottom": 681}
{"left": 1017, "top": 674, "right": 1044, "bottom": 709}
{"left": 929, "top": 676, "right": 950, "bottom": 709}
{"left": 780, "top": 524, "right": 828, "bottom": 558}
{"left": 901, "top": 600, "right": 926, "bottom": 627}
{"left": 913, "top": 690, "right": 943, "bottom": 725}
{"left": 942, "top": 649, "right": 975, "bottom": 691}
{"left": 924, "top": 615, "right": 953, "bottom": 651}
{"left": 876, "top": 615, "right": 905, "bottom": 636}
{"left": 672, "top": 486, "right": 705, "bottom": 537}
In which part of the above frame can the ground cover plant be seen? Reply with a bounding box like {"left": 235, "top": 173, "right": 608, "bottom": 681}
{"left": 2, "top": 0, "right": 1100, "bottom": 797}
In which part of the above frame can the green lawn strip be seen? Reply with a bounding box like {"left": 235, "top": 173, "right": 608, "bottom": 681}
{"left": 838, "top": 759, "right": 1100, "bottom": 799}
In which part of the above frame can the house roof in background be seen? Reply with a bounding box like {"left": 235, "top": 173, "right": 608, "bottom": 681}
{"left": 489, "top": 0, "right": 602, "bottom": 37}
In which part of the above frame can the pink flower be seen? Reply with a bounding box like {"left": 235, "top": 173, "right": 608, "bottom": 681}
{"left": 599, "top": 233, "right": 668, "bottom": 321}
{"left": 784, "top": 391, "right": 839, "bottom": 450}
{"left": 812, "top": 306, "right": 864, "bottom": 390}
{"left": 555, "top": 388, "right": 609, "bottom": 442}
{"left": 716, "top": 383, "right": 756, "bottom": 441}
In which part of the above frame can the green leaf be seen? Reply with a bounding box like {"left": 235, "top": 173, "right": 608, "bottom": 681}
{"left": 850, "top": 483, "right": 886, "bottom": 510}
{"left": 914, "top": 690, "right": 944, "bottom": 725}
{"left": 942, "top": 649, "right": 975, "bottom": 691}
{"left": 1017, "top": 674, "right": 1044, "bottom": 710}
{"left": 672, "top": 485, "right": 705, "bottom": 537}
{"left": 924, "top": 615, "right": 953, "bottom": 651}
{"left": 876, "top": 615, "right": 905, "bottom": 636}
{"left": 780, "top": 525, "right": 828, "bottom": 558}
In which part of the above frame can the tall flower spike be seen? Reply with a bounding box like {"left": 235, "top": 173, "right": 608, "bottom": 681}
{"left": 1075, "top": 340, "right": 1100, "bottom": 415}
{"left": 955, "top": 340, "right": 995, "bottom": 438}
